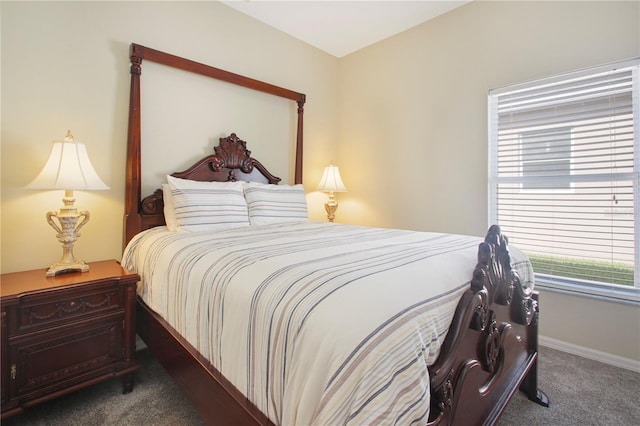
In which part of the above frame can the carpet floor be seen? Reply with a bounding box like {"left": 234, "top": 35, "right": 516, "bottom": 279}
{"left": 3, "top": 345, "right": 639, "bottom": 425}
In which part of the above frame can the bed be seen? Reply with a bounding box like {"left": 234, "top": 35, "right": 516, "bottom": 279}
{"left": 122, "top": 43, "right": 548, "bottom": 425}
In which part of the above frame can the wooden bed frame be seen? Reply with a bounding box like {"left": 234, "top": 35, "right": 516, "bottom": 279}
{"left": 123, "top": 43, "right": 548, "bottom": 425}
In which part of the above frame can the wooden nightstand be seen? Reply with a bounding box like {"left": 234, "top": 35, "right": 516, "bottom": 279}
{"left": 0, "top": 260, "right": 140, "bottom": 419}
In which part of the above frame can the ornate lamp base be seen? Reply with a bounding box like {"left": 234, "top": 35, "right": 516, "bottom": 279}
{"left": 324, "top": 192, "right": 339, "bottom": 223}
{"left": 46, "top": 260, "right": 90, "bottom": 277}
{"left": 45, "top": 189, "right": 91, "bottom": 277}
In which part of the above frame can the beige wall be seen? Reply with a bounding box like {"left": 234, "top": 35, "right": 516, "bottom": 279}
{"left": 337, "top": 0, "right": 640, "bottom": 362}
{"left": 1, "top": 1, "right": 338, "bottom": 274}
{"left": 2, "top": 1, "right": 639, "bottom": 363}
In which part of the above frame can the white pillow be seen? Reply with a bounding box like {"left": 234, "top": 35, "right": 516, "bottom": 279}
{"left": 162, "top": 183, "right": 179, "bottom": 232}
{"left": 244, "top": 182, "right": 308, "bottom": 225}
{"left": 167, "top": 175, "right": 249, "bottom": 231}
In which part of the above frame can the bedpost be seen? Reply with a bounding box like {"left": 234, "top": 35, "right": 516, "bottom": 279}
{"left": 124, "top": 43, "right": 144, "bottom": 248}
{"left": 295, "top": 99, "right": 305, "bottom": 184}
{"left": 519, "top": 291, "right": 550, "bottom": 407}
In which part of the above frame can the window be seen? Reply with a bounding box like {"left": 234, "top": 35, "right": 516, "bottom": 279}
{"left": 521, "top": 128, "right": 572, "bottom": 190}
{"left": 489, "top": 59, "right": 639, "bottom": 302}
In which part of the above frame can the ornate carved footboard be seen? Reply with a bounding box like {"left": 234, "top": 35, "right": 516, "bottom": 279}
{"left": 428, "top": 225, "right": 549, "bottom": 425}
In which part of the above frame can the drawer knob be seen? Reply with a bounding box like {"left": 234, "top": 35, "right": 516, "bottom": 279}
{"left": 11, "top": 364, "right": 16, "bottom": 380}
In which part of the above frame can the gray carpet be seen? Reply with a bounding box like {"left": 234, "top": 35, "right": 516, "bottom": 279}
{"left": 498, "top": 346, "right": 640, "bottom": 426}
{"left": 4, "top": 345, "right": 639, "bottom": 425}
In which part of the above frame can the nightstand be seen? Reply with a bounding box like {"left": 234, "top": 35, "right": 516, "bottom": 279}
{"left": 0, "top": 260, "right": 140, "bottom": 419}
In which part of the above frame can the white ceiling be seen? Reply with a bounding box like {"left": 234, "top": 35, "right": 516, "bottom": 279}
{"left": 221, "top": 1, "right": 471, "bottom": 58}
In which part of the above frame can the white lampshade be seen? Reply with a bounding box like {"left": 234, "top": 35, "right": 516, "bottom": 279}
{"left": 27, "top": 131, "right": 109, "bottom": 191}
{"left": 316, "top": 164, "right": 347, "bottom": 193}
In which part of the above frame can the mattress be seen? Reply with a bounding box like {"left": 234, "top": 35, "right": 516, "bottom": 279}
{"left": 122, "top": 221, "right": 533, "bottom": 425}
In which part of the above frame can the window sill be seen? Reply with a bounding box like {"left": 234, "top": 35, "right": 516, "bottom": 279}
{"left": 535, "top": 275, "right": 640, "bottom": 306}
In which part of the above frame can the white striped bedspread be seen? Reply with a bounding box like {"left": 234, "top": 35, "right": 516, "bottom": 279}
{"left": 122, "top": 222, "right": 533, "bottom": 425}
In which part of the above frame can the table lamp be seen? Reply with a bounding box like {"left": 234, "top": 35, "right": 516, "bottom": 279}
{"left": 316, "top": 163, "right": 347, "bottom": 222}
{"left": 26, "top": 130, "right": 109, "bottom": 276}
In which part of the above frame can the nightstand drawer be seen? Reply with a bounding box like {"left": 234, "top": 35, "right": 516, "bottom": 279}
{"left": 9, "top": 317, "right": 124, "bottom": 399}
{"left": 12, "top": 283, "right": 123, "bottom": 335}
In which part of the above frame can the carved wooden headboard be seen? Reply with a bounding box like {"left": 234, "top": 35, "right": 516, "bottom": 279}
{"left": 135, "top": 132, "right": 283, "bottom": 237}
{"left": 123, "top": 44, "right": 306, "bottom": 247}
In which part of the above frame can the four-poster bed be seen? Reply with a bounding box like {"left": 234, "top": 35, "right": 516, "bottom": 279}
{"left": 123, "top": 43, "right": 548, "bottom": 425}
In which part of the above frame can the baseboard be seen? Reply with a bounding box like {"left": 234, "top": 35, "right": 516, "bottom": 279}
{"left": 539, "top": 336, "right": 640, "bottom": 373}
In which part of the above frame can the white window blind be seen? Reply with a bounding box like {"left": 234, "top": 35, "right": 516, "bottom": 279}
{"left": 489, "top": 59, "right": 639, "bottom": 295}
